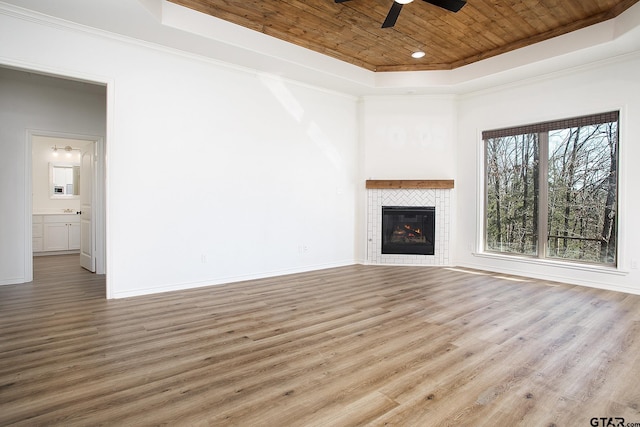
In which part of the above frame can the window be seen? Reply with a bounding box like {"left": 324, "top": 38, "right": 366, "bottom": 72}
{"left": 483, "top": 111, "right": 619, "bottom": 266}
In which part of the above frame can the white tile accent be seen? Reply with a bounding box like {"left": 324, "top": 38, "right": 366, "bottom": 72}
{"left": 367, "top": 188, "right": 451, "bottom": 266}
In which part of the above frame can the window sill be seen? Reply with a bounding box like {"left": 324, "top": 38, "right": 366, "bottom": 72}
{"left": 472, "top": 251, "right": 629, "bottom": 276}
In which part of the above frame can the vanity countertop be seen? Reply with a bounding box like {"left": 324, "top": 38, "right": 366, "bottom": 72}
{"left": 33, "top": 211, "right": 79, "bottom": 215}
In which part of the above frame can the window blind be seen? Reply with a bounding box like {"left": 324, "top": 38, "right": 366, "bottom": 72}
{"left": 482, "top": 111, "right": 619, "bottom": 140}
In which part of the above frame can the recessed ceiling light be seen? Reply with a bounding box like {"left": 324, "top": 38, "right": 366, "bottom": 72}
{"left": 396, "top": 0, "right": 414, "bottom": 4}
{"left": 412, "top": 51, "right": 426, "bottom": 59}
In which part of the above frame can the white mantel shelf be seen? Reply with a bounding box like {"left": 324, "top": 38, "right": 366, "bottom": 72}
{"left": 365, "top": 180, "right": 454, "bottom": 189}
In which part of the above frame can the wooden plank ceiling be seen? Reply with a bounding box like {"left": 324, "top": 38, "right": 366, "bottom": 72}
{"left": 169, "top": 0, "right": 639, "bottom": 72}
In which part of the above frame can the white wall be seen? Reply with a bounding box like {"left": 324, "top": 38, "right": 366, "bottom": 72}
{"left": 0, "top": 10, "right": 359, "bottom": 297}
{"left": 0, "top": 67, "right": 106, "bottom": 285}
{"left": 360, "top": 95, "right": 457, "bottom": 180}
{"left": 3, "top": 3, "right": 639, "bottom": 297}
{"left": 455, "top": 53, "right": 640, "bottom": 294}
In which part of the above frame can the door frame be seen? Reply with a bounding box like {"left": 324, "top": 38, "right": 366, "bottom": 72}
{"left": 27, "top": 130, "right": 105, "bottom": 275}
{"left": 6, "top": 60, "right": 113, "bottom": 297}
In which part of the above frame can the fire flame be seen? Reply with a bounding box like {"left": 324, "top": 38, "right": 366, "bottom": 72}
{"left": 403, "top": 225, "right": 421, "bottom": 235}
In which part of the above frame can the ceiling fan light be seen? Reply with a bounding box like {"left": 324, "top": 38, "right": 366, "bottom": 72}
{"left": 412, "top": 51, "right": 426, "bottom": 58}
{"left": 396, "top": 0, "right": 413, "bottom": 4}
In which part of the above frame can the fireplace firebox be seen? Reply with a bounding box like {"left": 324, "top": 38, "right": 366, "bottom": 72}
{"left": 382, "top": 206, "right": 435, "bottom": 255}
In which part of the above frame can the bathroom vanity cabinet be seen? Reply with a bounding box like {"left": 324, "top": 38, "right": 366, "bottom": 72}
{"left": 33, "top": 214, "right": 80, "bottom": 253}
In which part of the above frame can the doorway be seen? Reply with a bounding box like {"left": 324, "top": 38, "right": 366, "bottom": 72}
{"left": 0, "top": 65, "right": 109, "bottom": 294}
{"left": 30, "top": 133, "right": 102, "bottom": 273}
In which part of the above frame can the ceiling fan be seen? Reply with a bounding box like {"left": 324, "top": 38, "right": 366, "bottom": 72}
{"left": 335, "top": 0, "right": 467, "bottom": 28}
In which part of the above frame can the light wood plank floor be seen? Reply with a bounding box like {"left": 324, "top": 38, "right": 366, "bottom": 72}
{"left": 2, "top": 255, "right": 640, "bottom": 426}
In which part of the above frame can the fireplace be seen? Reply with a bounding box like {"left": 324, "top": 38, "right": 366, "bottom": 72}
{"left": 382, "top": 206, "right": 435, "bottom": 255}
{"left": 367, "top": 182, "right": 451, "bottom": 265}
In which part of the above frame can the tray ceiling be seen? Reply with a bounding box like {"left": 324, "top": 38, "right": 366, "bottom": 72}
{"left": 169, "top": 0, "right": 639, "bottom": 72}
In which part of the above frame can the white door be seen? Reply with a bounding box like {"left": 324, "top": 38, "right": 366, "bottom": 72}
{"left": 80, "top": 144, "right": 95, "bottom": 272}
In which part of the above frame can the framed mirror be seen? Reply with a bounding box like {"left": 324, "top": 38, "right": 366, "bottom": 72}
{"left": 50, "top": 163, "right": 80, "bottom": 199}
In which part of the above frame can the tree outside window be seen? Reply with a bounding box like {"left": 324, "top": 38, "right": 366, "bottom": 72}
{"left": 483, "top": 112, "right": 618, "bottom": 266}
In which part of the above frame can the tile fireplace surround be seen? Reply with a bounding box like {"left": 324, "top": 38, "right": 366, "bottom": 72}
{"left": 366, "top": 180, "right": 453, "bottom": 266}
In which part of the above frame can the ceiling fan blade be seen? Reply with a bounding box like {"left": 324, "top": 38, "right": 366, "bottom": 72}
{"left": 382, "top": 2, "right": 403, "bottom": 28}
{"left": 423, "top": 0, "right": 466, "bottom": 12}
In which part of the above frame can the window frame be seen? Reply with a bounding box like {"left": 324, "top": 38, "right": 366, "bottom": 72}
{"left": 480, "top": 111, "right": 620, "bottom": 268}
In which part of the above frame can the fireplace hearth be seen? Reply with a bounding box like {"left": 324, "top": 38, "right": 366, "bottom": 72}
{"left": 382, "top": 206, "right": 435, "bottom": 255}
